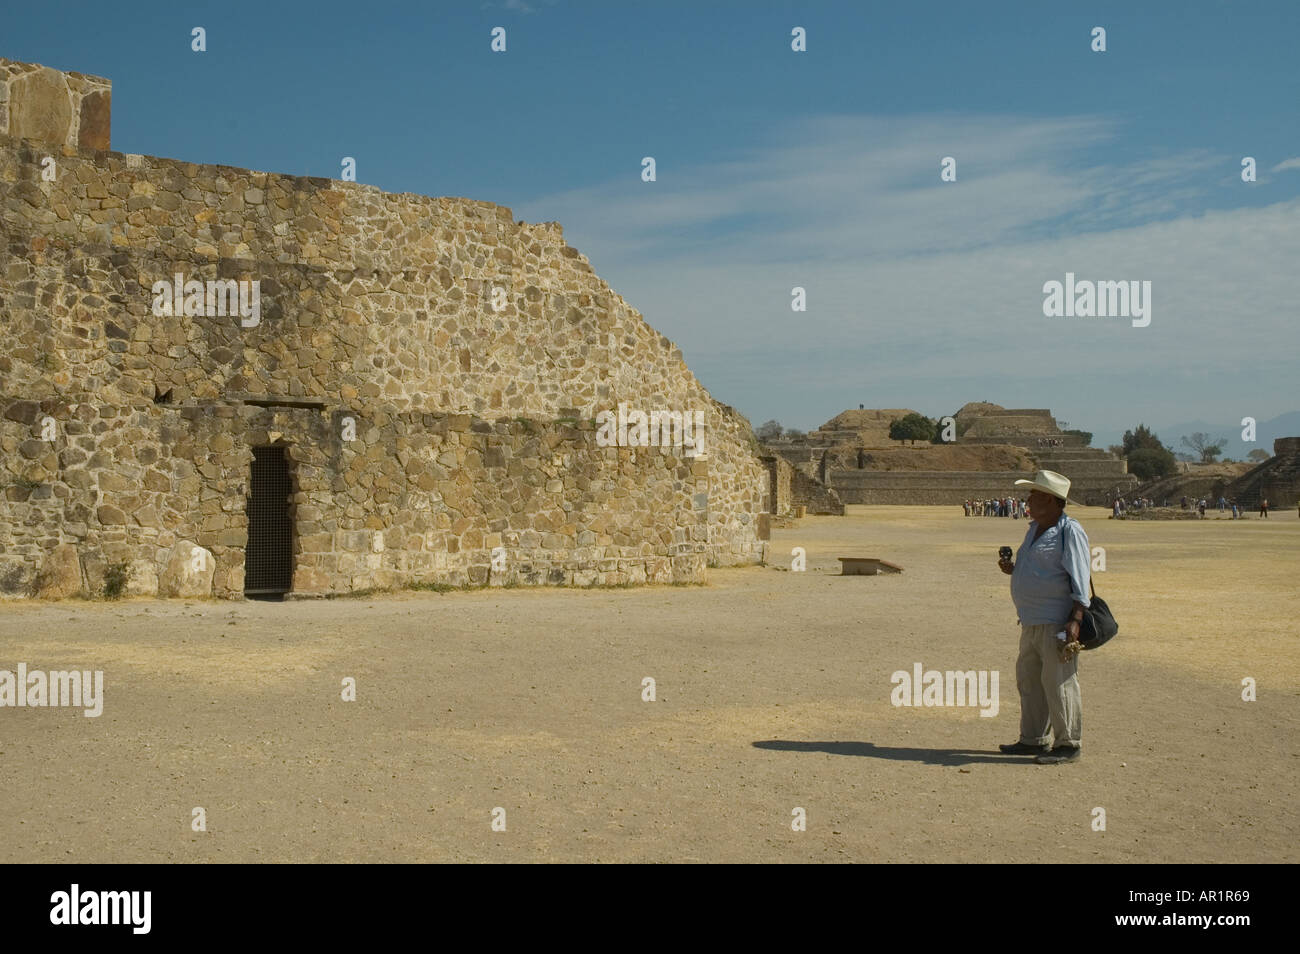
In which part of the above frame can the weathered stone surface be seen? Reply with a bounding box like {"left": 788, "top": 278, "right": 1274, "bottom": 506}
{"left": 34, "top": 543, "right": 82, "bottom": 599}
{"left": 3, "top": 401, "right": 39, "bottom": 424}
{"left": 157, "top": 540, "right": 215, "bottom": 598}
{"left": 0, "top": 57, "right": 769, "bottom": 599}
{"left": 96, "top": 504, "right": 126, "bottom": 525}
{"left": 8, "top": 67, "right": 72, "bottom": 146}
{"left": 77, "top": 90, "right": 111, "bottom": 150}
{"left": 125, "top": 558, "right": 158, "bottom": 596}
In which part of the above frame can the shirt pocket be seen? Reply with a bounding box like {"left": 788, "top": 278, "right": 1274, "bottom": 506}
{"left": 1028, "top": 539, "right": 1064, "bottom": 581}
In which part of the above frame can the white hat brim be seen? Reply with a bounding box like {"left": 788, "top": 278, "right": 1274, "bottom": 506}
{"left": 1014, "top": 478, "right": 1070, "bottom": 501}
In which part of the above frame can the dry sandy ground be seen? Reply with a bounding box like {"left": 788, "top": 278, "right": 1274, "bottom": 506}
{"left": 1, "top": 506, "right": 1296, "bottom": 863}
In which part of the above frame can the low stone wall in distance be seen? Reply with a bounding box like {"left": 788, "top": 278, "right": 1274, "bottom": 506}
{"left": 829, "top": 471, "right": 1034, "bottom": 505}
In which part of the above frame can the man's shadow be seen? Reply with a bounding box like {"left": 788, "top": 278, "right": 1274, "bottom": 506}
{"left": 752, "top": 740, "right": 1029, "bottom": 766}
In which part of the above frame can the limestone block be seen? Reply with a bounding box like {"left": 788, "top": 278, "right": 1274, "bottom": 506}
{"left": 96, "top": 504, "right": 126, "bottom": 525}
{"left": 8, "top": 67, "right": 72, "bottom": 146}
{"left": 158, "top": 540, "right": 215, "bottom": 598}
{"left": 76, "top": 89, "right": 111, "bottom": 149}
{"left": 126, "top": 559, "right": 159, "bottom": 596}
{"left": 34, "top": 544, "right": 84, "bottom": 599}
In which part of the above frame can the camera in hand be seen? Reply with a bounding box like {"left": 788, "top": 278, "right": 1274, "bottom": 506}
{"left": 999, "top": 546, "right": 1013, "bottom": 561}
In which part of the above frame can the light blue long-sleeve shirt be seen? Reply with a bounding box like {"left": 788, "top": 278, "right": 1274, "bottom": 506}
{"left": 1010, "top": 511, "right": 1092, "bottom": 625}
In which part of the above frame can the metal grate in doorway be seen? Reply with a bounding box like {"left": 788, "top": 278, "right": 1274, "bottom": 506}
{"left": 244, "top": 446, "right": 294, "bottom": 596}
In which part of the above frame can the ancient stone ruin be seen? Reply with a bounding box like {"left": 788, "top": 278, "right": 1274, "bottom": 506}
{"left": 1225, "top": 438, "right": 1300, "bottom": 509}
{"left": 766, "top": 402, "right": 1137, "bottom": 505}
{"left": 0, "top": 59, "right": 768, "bottom": 600}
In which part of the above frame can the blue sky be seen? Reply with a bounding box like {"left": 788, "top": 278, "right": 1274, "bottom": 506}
{"left": 8, "top": 0, "right": 1299, "bottom": 448}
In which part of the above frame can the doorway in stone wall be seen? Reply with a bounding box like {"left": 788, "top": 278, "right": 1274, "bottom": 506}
{"left": 244, "top": 446, "right": 294, "bottom": 599}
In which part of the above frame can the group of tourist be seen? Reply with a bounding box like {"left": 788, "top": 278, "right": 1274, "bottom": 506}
{"left": 1036, "top": 438, "right": 1065, "bottom": 448}
{"left": 1182, "top": 495, "right": 1230, "bottom": 518}
{"left": 964, "top": 497, "right": 1027, "bottom": 518}
{"left": 1111, "top": 494, "right": 1259, "bottom": 518}
{"left": 1168, "top": 495, "right": 1270, "bottom": 518}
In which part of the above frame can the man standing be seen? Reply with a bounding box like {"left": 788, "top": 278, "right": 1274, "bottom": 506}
{"left": 1260, "top": 497, "right": 1269, "bottom": 519}
{"left": 996, "top": 470, "right": 1090, "bottom": 765}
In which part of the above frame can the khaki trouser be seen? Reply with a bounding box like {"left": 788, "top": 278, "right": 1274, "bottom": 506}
{"left": 1016, "top": 622, "right": 1082, "bottom": 748}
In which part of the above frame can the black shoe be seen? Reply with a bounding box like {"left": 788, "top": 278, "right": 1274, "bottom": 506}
{"left": 999, "top": 741, "right": 1050, "bottom": 755}
{"left": 1035, "top": 745, "right": 1081, "bottom": 764}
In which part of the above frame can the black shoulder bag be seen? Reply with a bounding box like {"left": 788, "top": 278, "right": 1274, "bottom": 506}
{"left": 1064, "top": 520, "right": 1118, "bottom": 650}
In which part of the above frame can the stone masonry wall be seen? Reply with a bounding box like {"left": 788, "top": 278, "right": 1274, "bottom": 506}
{"left": 0, "top": 60, "right": 765, "bottom": 596}
{"left": 827, "top": 469, "right": 1134, "bottom": 506}
{"left": 1224, "top": 437, "right": 1300, "bottom": 510}
{"left": 1, "top": 396, "right": 722, "bottom": 598}
{"left": 830, "top": 471, "right": 1058, "bottom": 506}
{"left": 791, "top": 467, "right": 845, "bottom": 514}
{"left": 0, "top": 60, "right": 110, "bottom": 152}
{"left": 761, "top": 455, "right": 793, "bottom": 516}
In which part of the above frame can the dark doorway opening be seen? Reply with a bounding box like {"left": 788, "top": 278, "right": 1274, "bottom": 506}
{"left": 244, "top": 445, "right": 294, "bottom": 599}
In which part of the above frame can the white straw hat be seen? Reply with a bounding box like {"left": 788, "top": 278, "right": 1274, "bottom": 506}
{"left": 1014, "top": 469, "right": 1071, "bottom": 501}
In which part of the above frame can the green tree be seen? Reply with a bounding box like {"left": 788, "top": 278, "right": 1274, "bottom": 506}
{"left": 1247, "top": 448, "right": 1270, "bottom": 463}
{"left": 889, "top": 413, "right": 936, "bottom": 445}
{"left": 1126, "top": 446, "right": 1177, "bottom": 480}
{"left": 1062, "top": 429, "right": 1092, "bottom": 446}
{"left": 1122, "top": 424, "right": 1168, "bottom": 456}
{"left": 755, "top": 420, "right": 783, "bottom": 442}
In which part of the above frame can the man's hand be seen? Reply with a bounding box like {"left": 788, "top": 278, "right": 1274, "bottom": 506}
{"left": 1059, "top": 619, "right": 1083, "bottom": 661}
{"left": 998, "top": 557, "right": 1014, "bottom": 575}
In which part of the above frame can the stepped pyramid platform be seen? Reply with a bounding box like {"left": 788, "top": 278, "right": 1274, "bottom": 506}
{"left": 954, "top": 405, "right": 1136, "bottom": 504}
{"left": 764, "top": 403, "right": 1137, "bottom": 506}
{"left": 1226, "top": 438, "right": 1300, "bottom": 509}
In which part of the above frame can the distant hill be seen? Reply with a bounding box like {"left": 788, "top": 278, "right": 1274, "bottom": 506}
{"left": 1095, "top": 411, "right": 1300, "bottom": 461}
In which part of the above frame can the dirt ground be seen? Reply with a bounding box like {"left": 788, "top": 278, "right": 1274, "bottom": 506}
{"left": 2, "top": 505, "right": 1296, "bottom": 863}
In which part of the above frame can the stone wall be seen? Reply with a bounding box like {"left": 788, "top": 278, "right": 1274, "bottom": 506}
{"left": 0, "top": 141, "right": 738, "bottom": 420}
{"left": 761, "top": 456, "right": 793, "bottom": 516}
{"left": 792, "top": 467, "right": 845, "bottom": 515}
{"left": 963, "top": 411, "right": 1060, "bottom": 440}
{"left": 827, "top": 471, "right": 1033, "bottom": 505}
{"left": 1, "top": 396, "right": 737, "bottom": 598}
{"left": 759, "top": 454, "right": 844, "bottom": 517}
{"left": 826, "top": 469, "right": 1134, "bottom": 506}
{"left": 0, "top": 59, "right": 110, "bottom": 152}
{"left": 0, "top": 59, "right": 765, "bottom": 597}
{"left": 1224, "top": 437, "right": 1300, "bottom": 510}
{"left": 1029, "top": 456, "right": 1133, "bottom": 477}
{"left": 770, "top": 404, "right": 1130, "bottom": 506}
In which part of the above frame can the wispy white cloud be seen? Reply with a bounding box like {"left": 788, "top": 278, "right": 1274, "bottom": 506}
{"left": 514, "top": 114, "right": 1299, "bottom": 432}
{"left": 1271, "top": 157, "right": 1300, "bottom": 172}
